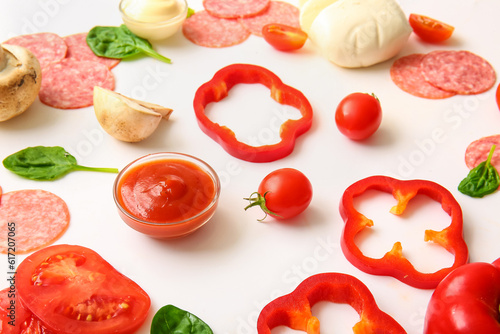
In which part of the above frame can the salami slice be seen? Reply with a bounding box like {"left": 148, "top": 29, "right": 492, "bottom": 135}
{"left": 203, "top": 0, "right": 270, "bottom": 19}
{"left": 0, "top": 189, "right": 70, "bottom": 254}
{"left": 390, "top": 54, "right": 455, "bottom": 99}
{"left": 465, "top": 135, "right": 500, "bottom": 171}
{"left": 63, "top": 32, "right": 120, "bottom": 69}
{"left": 182, "top": 10, "right": 250, "bottom": 48}
{"left": 3, "top": 32, "right": 67, "bottom": 69}
{"left": 421, "top": 50, "right": 496, "bottom": 95}
{"left": 39, "top": 58, "right": 115, "bottom": 109}
{"left": 238, "top": 1, "right": 300, "bottom": 36}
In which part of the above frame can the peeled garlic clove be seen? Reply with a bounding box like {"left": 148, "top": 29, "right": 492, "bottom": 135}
{"left": 93, "top": 86, "right": 173, "bottom": 142}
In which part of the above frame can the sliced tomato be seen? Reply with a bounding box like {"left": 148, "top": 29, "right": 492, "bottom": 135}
{"left": 15, "top": 244, "right": 150, "bottom": 334}
{"left": 20, "top": 315, "right": 55, "bottom": 334}
{"left": 1, "top": 287, "right": 55, "bottom": 334}
{"left": 0, "top": 287, "right": 31, "bottom": 334}
{"left": 262, "top": 23, "right": 308, "bottom": 51}
{"left": 409, "top": 14, "right": 454, "bottom": 43}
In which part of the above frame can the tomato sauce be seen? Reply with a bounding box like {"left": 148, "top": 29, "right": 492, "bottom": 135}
{"left": 117, "top": 159, "right": 216, "bottom": 224}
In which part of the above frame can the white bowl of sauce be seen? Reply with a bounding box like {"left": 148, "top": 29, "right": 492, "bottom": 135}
{"left": 119, "top": 0, "right": 188, "bottom": 41}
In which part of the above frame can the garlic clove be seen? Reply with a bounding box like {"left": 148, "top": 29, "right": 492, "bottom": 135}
{"left": 93, "top": 86, "right": 173, "bottom": 142}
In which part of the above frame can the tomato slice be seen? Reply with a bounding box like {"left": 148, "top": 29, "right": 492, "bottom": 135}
{"left": 409, "top": 14, "right": 454, "bottom": 43}
{"left": 16, "top": 244, "right": 150, "bottom": 334}
{"left": 0, "top": 287, "right": 30, "bottom": 334}
{"left": 262, "top": 23, "right": 308, "bottom": 51}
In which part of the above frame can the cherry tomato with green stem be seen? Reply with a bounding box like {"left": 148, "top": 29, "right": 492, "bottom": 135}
{"left": 409, "top": 14, "right": 454, "bottom": 43}
{"left": 244, "top": 168, "right": 313, "bottom": 221}
{"left": 262, "top": 23, "right": 308, "bottom": 51}
{"left": 335, "top": 92, "right": 382, "bottom": 141}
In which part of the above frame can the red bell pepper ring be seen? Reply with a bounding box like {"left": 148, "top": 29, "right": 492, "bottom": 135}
{"left": 424, "top": 258, "right": 500, "bottom": 333}
{"left": 193, "top": 63, "right": 313, "bottom": 162}
{"left": 257, "top": 272, "right": 407, "bottom": 334}
{"left": 339, "top": 175, "right": 469, "bottom": 289}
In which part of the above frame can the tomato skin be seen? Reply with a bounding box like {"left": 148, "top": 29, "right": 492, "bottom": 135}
{"left": 496, "top": 83, "right": 500, "bottom": 111}
{"left": 335, "top": 93, "right": 382, "bottom": 141}
{"left": 262, "top": 24, "right": 308, "bottom": 51}
{"left": 15, "top": 244, "right": 151, "bottom": 334}
{"left": 257, "top": 168, "right": 313, "bottom": 220}
{"left": 409, "top": 14, "right": 454, "bottom": 43}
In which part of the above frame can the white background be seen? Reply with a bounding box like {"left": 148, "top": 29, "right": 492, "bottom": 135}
{"left": 1, "top": 0, "right": 499, "bottom": 333}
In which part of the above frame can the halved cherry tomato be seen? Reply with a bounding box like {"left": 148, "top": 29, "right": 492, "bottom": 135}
{"left": 335, "top": 92, "right": 382, "bottom": 141}
{"left": 15, "top": 244, "right": 151, "bottom": 334}
{"left": 409, "top": 13, "right": 454, "bottom": 43}
{"left": 245, "top": 168, "right": 313, "bottom": 221}
{"left": 262, "top": 23, "right": 308, "bottom": 51}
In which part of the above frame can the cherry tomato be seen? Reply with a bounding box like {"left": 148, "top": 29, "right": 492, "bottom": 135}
{"left": 262, "top": 23, "right": 308, "bottom": 51}
{"left": 335, "top": 92, "right": 382, "bottom": 141}
{"left": 245, "top": 168, "right": 313, "bottom": 221}
{"left": 409, "top": 14, "right": 454, "bottom": 43}
{"left": 496, "top": 83, "right": 500, "bottom": 111}
{"left": 15, "top": 244, "right": 151, "bottom": 334}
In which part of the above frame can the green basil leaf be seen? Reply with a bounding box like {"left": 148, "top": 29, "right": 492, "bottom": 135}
{"left": 150, "top": 305, "right": 213, "bottom": 334}
{"left": 86, "top": 25, "right": 171, "bottom": 63}
{"left": 3, "top": 146, "right": 118, "bottom": 181}
{"left": 458, "top": 145, "right": 500, "bottom": 198}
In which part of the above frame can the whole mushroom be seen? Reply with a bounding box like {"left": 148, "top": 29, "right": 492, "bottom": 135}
{"left": 0, "top": 44, "right": 42, "bottom": 121}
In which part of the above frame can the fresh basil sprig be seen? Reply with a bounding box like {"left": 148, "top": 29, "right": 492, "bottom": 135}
{"left": 86, "top": 25, "right": 171, "bottom": 63}
{"left": 150, "top": 305, "right": 213, "bottom": 334}
{"left": 458, "top": 144, "right": 499, "bottom": 198}
{"left": 3, "top": 146, "right": 119, "bottom": 181}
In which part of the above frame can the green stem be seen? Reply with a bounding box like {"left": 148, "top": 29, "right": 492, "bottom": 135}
{"left": 140, "top": 47, "right": 171, "bottom": 64}
{"left": 243, "top": 192, "right": 281, "bottom": 221}
{"left": 486, "top": 145, "right": 496, "bottom": 165}
{"left": 73, "top": 165, "right": 119, "bottom": 174}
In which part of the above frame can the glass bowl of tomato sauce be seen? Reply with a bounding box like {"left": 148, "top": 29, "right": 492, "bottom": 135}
{"left": 113, "top": 152, "right": 221, "bottom": 239}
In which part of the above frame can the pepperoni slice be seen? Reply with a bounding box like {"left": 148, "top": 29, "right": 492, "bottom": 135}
{"left": 465, "top": 135, "right": 500, "bottom": 171}
{"left": 39, "top": 58, "right": 115, "bottom": 109}
{"left": 421, "top": 50, "right": 496, "bottom": 95}
{"left": 0, "top": 189, "right": 70, "bottom": 254}
{"left": 203, "top": 0, "right": 270, "bottom": 19}
{"left": 238, "top": 1, "right": 300, "bottom": 36}
{"left": 390, "top": 54, "right": 455, "bottom": 99}
{"left": 63, "top": 32, "right": 120, "bottom": 69}
{"left": 3, "top": 32, "right": 67, "bottom": 69}
{"left": 182, "top": 10, "right": 250, "bottom": 47}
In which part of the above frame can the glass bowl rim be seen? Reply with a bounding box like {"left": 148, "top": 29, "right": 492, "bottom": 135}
{"left": 113, "top": 151, "right": 221, "bottom": 227}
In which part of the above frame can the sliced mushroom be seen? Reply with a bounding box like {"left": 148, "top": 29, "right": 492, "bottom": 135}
{"left": 93, "top": 86, "right": 173, "bottom": 142}
{"left": 0, "top": 44, "right": 42, "bottom": 121}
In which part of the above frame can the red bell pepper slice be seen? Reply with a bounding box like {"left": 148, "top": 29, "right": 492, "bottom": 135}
{"left": 424, "top": 258, "right": 500, "bottom": 333}
{"left": 193, "top": 63, "right": 313, "bottom": 162}
{"left": 340, "top": 175, "right": 469, "bottom": 289}
{"left": 257, "top": 272, "right": 407, "bottom": 334}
